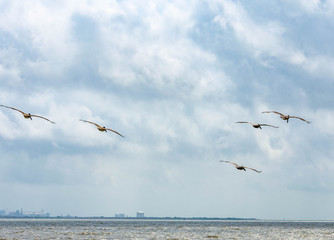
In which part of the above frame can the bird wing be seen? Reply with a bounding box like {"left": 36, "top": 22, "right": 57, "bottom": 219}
{"left": 289, "top": 116, "right": 311, "bottom": 124}
{"left": 105, "top": 128, "right": 125, "bottom": 137}
{"left": 245, "top": 166, "right": 262, "bottom": 173}
{"left": 79, "top": 119, "right": 101, "bottom": 127}
{"left": 220, "top": 160, "right": 239, "bottom": 167}
{"left": 262, "top": 111, "right": 283, "bottom": 116}
{"left": 235, "top": 121, "right": 253, "bottom": 125}
{"left": 0, "top": 104, "right": 25, "bottom": 114}
{"left": 259, "top": 124, "right": 279, "bottom": 128}
{"left": 30, "top": 114, "right": 55, "bottom": 124}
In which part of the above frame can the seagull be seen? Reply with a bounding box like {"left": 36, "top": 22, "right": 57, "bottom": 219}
{"left": 80, "top": 119, "right": 124, "bottom": 137}
{"left": 220, "top": 160, "right": 261, "bottom": 173}
{"left": 235, "top": 121, "right": 278, "bottom": 129}
{"left": 262, "top": 111, "right": 311, "bottom": 124}
{"left": 0, "top": 104, "right": 55, "bottom": 124}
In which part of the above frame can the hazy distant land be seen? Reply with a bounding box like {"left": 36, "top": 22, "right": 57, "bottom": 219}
{"left": 0, "top": 215, "right": 257, "bottom": 221}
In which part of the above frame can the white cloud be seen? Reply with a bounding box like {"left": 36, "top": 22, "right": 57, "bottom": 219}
{"left": 212, "top": 0, "right": 286, "bottom": 57}
{"left": 0, "top": 0, "right": 231, "bottom": 95}
{"left": 0, "top": 64, "right": 21, "bottom": 85}
{"left": 211, "top": 0, "right": 334, "bottom": 79}
{"left": 97, "top": 16, "right": 230, "bottom": 98}
{"left": 0, "top": 0, "right": 78, "bottom": 78}
{"left": 295, "top": 0, "right": 322, "bottom": 13}
{"left": 311, "top": 108, "right": 334, "bottom": 135}
{"left": 0, "top": 111, "right": 21, "bottom": 139}
{"left": 292, "top": 0, "right": 334, "bottom": 15}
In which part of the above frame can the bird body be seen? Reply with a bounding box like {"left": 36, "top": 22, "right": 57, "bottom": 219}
{"left": 220, "top": 160, "right": 261, "bottom": 173}
{"left": 23, "top": 113, "right": 33, "bottom": 120}
{"left": 80, "top": 119, "right": 124, "bottom": 137}
{"left": 235, "top": 121, "right": 278, "bottom": 129}
{"left": 262, "top": 111, "right": 311, "bottom": 124}
{"left": 97, "top": 126, "right": 108, "bottom": 132}
{"left": 0, "top": 104, "right": 55, "bottom": 124}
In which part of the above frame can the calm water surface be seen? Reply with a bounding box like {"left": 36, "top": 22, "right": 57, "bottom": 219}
{"left": 0, "top": 219, "right": 334, "bottom": 240}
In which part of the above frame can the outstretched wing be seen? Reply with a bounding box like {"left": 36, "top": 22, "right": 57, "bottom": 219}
{"left": 80, "top": 119, "right": 101, "bottom": 127}
{"left": 262, "top": 111, "right": 283, "bottom": 116}
{"left": 220, "top": 160, "right": 239, "bottom": 167}
{"left": 30, "top": 114, "right": 55, "bottom": 124}
{"left": 105, "top": 128, "right": 125, "bottom": 138}
{"left": 235, "top": 121, "right": 253, "bottom": 125}
{"left": 289, "top": 116, "right": 311, "bottom": 124}
{"left": 245, "top": 166, "right": 262, "bottom": 173}
{"left": 0, "top": 104, "right": 25, "bottom": 114}
{"left": 259, "top": 124, "right": 279, "bottom": 128}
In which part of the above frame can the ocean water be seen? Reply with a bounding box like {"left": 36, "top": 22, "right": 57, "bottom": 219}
{"left": 0, "top": 219, "right": 334, "bottom": 240}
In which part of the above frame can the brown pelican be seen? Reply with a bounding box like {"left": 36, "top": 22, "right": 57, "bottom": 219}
{"left": 220, "top": 160, "right": 261, "bottom": 173}
{"left": 0, "top": 104, "right": 55, "bottom": 124}
{"left": 262, "top": 111, "right": 311, "bottom": 124}
{"left": 235, "top": 121, "right": 278, "bottom": 129}
{"left": 80, "top": 119, "right": 124, "bottom": 137}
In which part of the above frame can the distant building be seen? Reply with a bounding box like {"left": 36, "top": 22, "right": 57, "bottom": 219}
{"left": 6, "top": 209, "right": 50, "bottom": 217}
{"left": 136, "top": 211, "right": 144, "bottom": 218}
{"left": 22, "top": 209, "right": 50, "bottom": 217}
{"left": 115, "top": 213, "right": 126, "bottom": 218}
{"left": 8, "top": 210, "right": 22, "bottom": 217}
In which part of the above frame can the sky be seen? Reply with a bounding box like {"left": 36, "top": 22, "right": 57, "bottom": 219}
{"left": 1, "top": 0, "right": 334, "bottom": 220}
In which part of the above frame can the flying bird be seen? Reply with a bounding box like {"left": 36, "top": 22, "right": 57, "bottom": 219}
{"left": 220, "top": 160, "right": 261, "bottom": 173}
{"left": 0, "top": 104, "right": 55, "bottom": 124}
{"left": 80, "top": 119, "right": 124, "bottom": 137}
{"left": 262, "top": 111, "right": 311, "bottom": 124}
{"left": 235, "top": 121, "right": 278, "bottom": 129}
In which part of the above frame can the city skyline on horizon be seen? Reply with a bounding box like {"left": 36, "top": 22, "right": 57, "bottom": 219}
{"left": 1, "top": 207, "right": 333, "bottom": 221}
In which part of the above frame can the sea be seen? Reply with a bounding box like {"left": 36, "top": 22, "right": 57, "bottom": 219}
{"left": 0, "top": 219, "right": 334, "bottom": 240}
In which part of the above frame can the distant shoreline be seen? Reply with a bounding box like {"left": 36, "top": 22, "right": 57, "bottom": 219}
{"left": 0, "top": 216, "right": 257, "bottom": 221}
{"left": 1, "top": 217, "right": 334, "bottom": 222}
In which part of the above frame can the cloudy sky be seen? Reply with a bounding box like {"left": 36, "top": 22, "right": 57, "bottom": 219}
{"left": 1, "top": 0, "right": 334, "bottom": 220}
